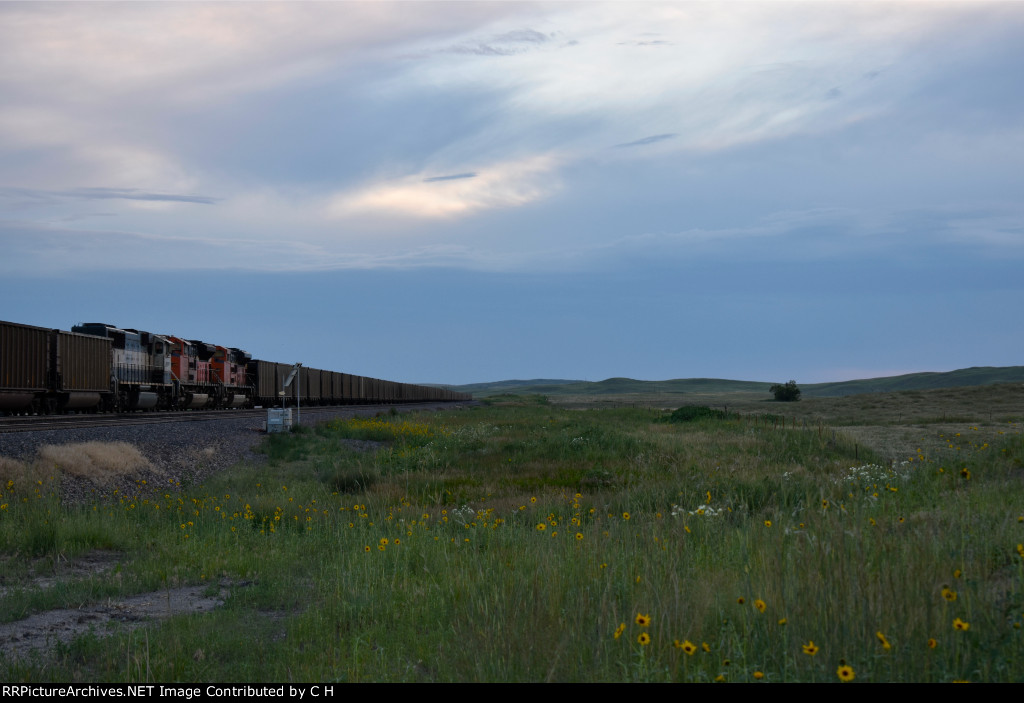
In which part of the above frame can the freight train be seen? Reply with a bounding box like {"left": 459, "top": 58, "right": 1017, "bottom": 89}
{"left": 0, "top": 319, "right": 470, "bottom": 415}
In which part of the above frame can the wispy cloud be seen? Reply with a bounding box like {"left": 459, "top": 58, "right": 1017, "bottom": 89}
{"left": 0, "top": 219, "right": 509, "bottom": 274}
{"left": 423, "top": 173, "right": 478, "bottom": 183}
{"left": 444, "top": 27, "right": 553, "bottom": 56}
{"left": 613, "top": 133, "right": 677, "bottom": 149}
{"left": 617, "top": 40, "right": 671, "bottom": 47}
{"left": 0, "top": 187, "right": 219, "bottom": 205}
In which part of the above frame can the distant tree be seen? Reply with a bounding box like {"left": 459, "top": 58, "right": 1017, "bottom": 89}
{"left": 770, "top": 380, "right": 801, "bottom": 402}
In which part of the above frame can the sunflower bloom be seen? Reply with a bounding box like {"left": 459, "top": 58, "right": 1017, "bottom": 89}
{"left": 636, "top": 613, "right": 651, "bottom": 627}
{"left": 638, "top": 633, "right": 651, "bottom": 646}
{"left": 928, "top": 638, "right": 938, "bottom": 649}
{"left": 613, "top": 623, "right": 626, "bottom": 639}
{"left": 802, "top": 641, "right": 819, "bottom": 656}
{"left": 942, "top": 587, "right": 957, "bottom": 602}
{"left": 754, "top": 599, "right": 767, "bottom": 613}
{"left": 837, "top": 665, "right": 855, "bottom": 682}
{"left": 753, "top": 671, "right": 764, "bottom": 680}
{"left": 953, "top": 618, "right": 970, "bottom": 631}
{"left": 876, "top": 631, "right": 891, "bottom": 650}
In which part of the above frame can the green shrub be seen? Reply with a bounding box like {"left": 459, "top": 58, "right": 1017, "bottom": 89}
{"left": 769, "top": 380, "right": 801, "bottom": 401}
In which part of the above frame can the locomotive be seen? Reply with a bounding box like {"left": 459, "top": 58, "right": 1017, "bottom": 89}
{"left": 0, "top": 319, "right": 470, "bottom": 415}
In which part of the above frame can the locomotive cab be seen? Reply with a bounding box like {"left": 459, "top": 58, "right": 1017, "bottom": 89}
{"left": 72, "top": 323, "right": 173, "bottom": 411}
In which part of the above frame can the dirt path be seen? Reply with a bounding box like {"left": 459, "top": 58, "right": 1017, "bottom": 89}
{"left": 0, "top": 551, "right": 236, "bottom": 663}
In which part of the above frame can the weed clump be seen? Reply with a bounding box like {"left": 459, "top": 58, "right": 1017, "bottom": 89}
{"left": 329, "top": 466, "right": 379, "bottom": 494}
{"left": 662, "top": 406, "right": 735, "bottom": 423}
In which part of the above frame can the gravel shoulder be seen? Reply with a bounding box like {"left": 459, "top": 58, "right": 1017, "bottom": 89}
{"left": 0, "top": 402, "right": 476, "bottom": 505}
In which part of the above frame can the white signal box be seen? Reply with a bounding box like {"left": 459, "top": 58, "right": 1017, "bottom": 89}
{"left": 265, "top": 408, "right": 293, "bottom": 433}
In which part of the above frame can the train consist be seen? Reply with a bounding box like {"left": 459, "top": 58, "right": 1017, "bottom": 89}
{"left": 0, "top": 319, "right": 470, "bottom": 415}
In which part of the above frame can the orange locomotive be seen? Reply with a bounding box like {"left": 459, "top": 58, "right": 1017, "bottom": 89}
{"left": 166, "top": 338, "right": 253, "bottom": 409}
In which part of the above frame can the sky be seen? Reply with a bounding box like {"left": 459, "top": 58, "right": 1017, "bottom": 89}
{"left": 1, "top": 1, "right": 1022, "bottom": 385}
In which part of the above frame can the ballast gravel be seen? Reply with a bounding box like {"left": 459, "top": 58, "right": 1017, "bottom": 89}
{"left": 0, "top": 402, "right": 475, "bottom": 505}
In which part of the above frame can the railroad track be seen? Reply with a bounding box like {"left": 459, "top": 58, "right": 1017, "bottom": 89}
{"left": 0, "top": 403, "right": 466, "bottom": 434}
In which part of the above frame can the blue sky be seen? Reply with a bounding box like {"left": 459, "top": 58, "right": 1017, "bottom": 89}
{"left": 1, "top": 2, "right": 1021, "bottom": 385}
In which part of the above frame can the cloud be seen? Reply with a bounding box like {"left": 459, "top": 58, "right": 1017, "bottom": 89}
{"left": 0, "top": 187, "right": 218, "bottom": 205}
{"left": 613, "top": 134, "right": 677, "bottom": 149}
{"left": 444, "top": 27, "right": 552, "bottom": 56}
{"left": 446, "top": 44, "right": 518, "bottom": 57}
{"left": 1, "top": 1, "right": 1021, "bottom": 283}
{"left": 493, "top": 29, "right": 551, "bottom": 44}
{"left": 423, "top": 173, "right": 478, "bottom": 183}
{"left": 617, "top": 40, "right": 671, "bottom": 47}
{"left": 0, "top": 220, "right": 322, "bottom": 273}
{"left": 0, "top": 3, "right": 513, "bottom": 104}
{"left": 0, "top": 219, "right": 508, "bottom": 274}
{"left": 326, "top": 155, "right": 559, "bottom": 219}
{"left": 0, "top": 3, "right": 515, "bottom": 191}
{"left": 64, "top": 188, "right": 218, "bottom": 205}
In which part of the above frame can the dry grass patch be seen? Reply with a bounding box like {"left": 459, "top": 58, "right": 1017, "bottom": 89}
{"left": 36, "top": 442, "right": 154, "bottom": 483}
{"left": 840, "top": 422, "right": 1012, "bottom": 463}
{"left": 0, "top": 456, "right": 33, "bottom": 489}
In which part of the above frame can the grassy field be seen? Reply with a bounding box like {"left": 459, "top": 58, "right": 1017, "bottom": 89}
{"left": 1, "top": 387, "right": 1022, "bottom": 682}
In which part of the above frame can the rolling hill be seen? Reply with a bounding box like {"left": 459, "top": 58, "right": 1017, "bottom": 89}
{"left": 456, "top": 366, "right": 1024, "bottom": 399}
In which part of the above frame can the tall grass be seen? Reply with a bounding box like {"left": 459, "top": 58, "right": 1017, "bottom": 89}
{"left": 0, "top": 404, "right": 1021, "bottom": 681}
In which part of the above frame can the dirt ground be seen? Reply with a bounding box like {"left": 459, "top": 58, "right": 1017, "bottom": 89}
{"left": 0, "top": 551, "right": 237, "bottom": 663}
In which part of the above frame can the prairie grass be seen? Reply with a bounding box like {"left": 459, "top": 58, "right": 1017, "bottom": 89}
{"left": 0, "top": 399, "right": 1022, "bottom": 682}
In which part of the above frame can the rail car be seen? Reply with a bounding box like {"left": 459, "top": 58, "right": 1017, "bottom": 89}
{"left": 0, "top": 319, "right": 470, "bottom": 415}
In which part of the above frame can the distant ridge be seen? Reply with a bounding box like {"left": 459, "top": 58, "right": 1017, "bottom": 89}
{"left": 801, "top": 366, "right": 1024, "bottom": 397}
{"left": 456, "top": 366, "right": 1024, "bottom": 398}
{"left": 453, "top": 379, "right": 582, "bottom": 394}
